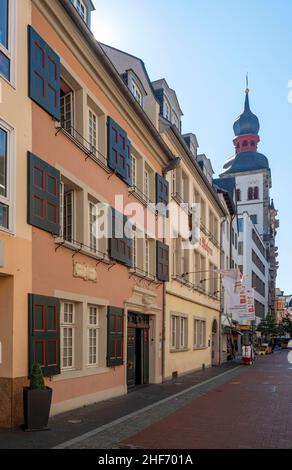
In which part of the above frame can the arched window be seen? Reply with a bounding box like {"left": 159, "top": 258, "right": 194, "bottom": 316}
{"left": 254, "top": 186, "right": 259, "bottom": 199}
{"left": 248, "top": 186, "right": 259, "bottom": 200}
{"left": 236, "top": 189, "right": 241, "bottom": 202}
{"left": 242, "top": 140, "right": 248, "bottom": 147}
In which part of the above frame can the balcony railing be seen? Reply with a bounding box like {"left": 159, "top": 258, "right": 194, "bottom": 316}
{"left": 171, "top": 192, "right": 190, "bottom": 215}
{"left": 55, "top": 121, "right": 109, "bottom": 172}
{"left": 129, "top": 185, "right": 155, "bottom": 208}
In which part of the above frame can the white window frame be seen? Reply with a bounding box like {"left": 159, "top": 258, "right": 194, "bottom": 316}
{"left": 194, "top": 318, "right": 207, "bottom": 349}
{"left": 144, "top": 168, "right": 150, "bottom": 201}
{"left": 0, "top": 0, "right": 16, "bottom": 86}
{"left": 131, "top": 154, "right": 137, "bottom": 188}
{"left": 60, "top": 183, "right": 75, "bottom": 242}
{"left": 89, "top": 200, "right": 98, "bottom": 254}
{"left": 163, "top": 97, "right": 171, "bottom": 121}
{"left": 172, "top": 110, "right": 179, "bottom": 129}
{"left": 172, "top": 169, "right": 176, "bottom": 195}
{"left": 87, "top": 305, "right": 99, "bottom": 366}
{"left": 0, "top": 119, "right": 15, "bottom": 233}
{"left": 170, "top": 314, "right": 188, "bottom": 351}
{"left": 88, "top": 108, "right": 97, "bottom": 154}
{"left": 61, "top": 302, "right": 76, "bottom": 371}
{"left": 145, "top": 236, "right": 150, "bottom": 274}
{"left": 60, "top": 89, "right": 74, "bottom": 134}
{"left": 132, "top": 230, "right": 137, "bottom": 268}
{"left": 71, "top": 0, "right": 87, "bottom": 22}
{"left": 130, "top": 79, "right": 143, "bottom": 107}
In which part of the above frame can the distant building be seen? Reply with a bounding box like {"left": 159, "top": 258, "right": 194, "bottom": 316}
{"left": 220, "top": 87, "right": 279, "bottom": 321}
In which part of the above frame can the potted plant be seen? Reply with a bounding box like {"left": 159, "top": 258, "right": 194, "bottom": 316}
{"left": 23, "top": 364, "right": 52, "bottom": 431}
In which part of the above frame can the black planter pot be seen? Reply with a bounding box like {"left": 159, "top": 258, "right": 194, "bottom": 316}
{"left": 23, "top": 387, "right": 52, "bottom": 431}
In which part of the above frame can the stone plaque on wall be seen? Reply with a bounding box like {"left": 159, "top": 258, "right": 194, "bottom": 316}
{"left": 73, "top": 261, "right": 97, "bottom": 283}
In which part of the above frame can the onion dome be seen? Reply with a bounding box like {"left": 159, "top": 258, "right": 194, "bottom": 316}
{"left": 233, "top": 90, "right": 260, "bottom": 136}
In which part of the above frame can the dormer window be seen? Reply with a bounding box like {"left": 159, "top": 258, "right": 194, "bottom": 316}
{"left": 163, "top": 98, "right": 171, "bottom": 121}
{"left": 172, "top": 111, "right": 180, "bottom": 130}
{"left": 130, "top": 79, "right": 143, "bottom": 107}
{"left": 71, "top": 0, "right": 87, "bottom": 22}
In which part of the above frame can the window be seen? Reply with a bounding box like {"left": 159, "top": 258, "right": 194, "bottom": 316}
{"left": 172, "top": 170, "right": 176, "bottom": 195}
{"left": 248, "top": 186, "right": 259, "bottom": 200}
{"left": 250, "top": 214, "right": 258, "bottom": 225}
{"left": 236, "top": 189, "right": 241, "bottom": 202}
{"left": 61, "top": 302, "right": 75, "bottom": 370}
{"left": 131, "top": 155, "right": 137, "bottom": 187}
{"left": 145, "top": 237, "right": 150, "bottom": 274}
{"left": 0, "top": 0, "right": 12, "bottom": 82}
{"left": 88, "top": 109, "right": 97, "bottom": 153}
{"left": 71, "top": 0, "right": 87, "bottom": 21}
{"left": 0, "top": 126, "right": 8, "bottom": 229}
{"left": 238, "top": 218, "right": 243, "bottom": 232}
{"left": 89, "top": 201, "right": 97, "bottom": 253}
{"left": 170, "top": 315, "right": 188, "bottom": 350}
{"left": 194, "top": 319, "right": 206, "bottom": 348}
{"left": 172, "top": 111, "right": 179, "bottom": 130}
{"left": 132, "top": 230, "right": 137, "bottom": 268}
{"left": 88, "top": 306, "right": 99, "bottom": 366}
{"left": 238, "top": 241, "right": 243, "bottom": 256}
{"left": 61, "top": 80, "right": 74, "bottom": 135}
{"left": 130, "top": 79, "right": 143, "bottom": 107}
{"left": 60, "top": 181, "right": 75, "bottom": 242}
{"left": 144, "top": 168, "right": 150, "bottom": 201}
{"left": 163, "top": 98, "right": 171, "bottom": 121}
{"left": 235, "top": 233, "right": 238, "bottom": 249}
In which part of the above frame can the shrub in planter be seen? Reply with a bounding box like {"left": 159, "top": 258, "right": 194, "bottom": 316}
{"left": 23, "top": 364, "right": 52, "bottom": 431}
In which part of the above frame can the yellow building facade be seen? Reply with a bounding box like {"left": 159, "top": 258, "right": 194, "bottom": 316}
{"left": 161, "top": 125, "right": 226, "bottom": 379}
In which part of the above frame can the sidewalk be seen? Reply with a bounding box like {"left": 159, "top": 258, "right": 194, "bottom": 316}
{"left": 0, "top": 361, "right": 240, "bottom": 449}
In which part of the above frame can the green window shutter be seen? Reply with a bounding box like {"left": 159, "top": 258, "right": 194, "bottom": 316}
{"left": 27, "top": 152, "right": 60, "bottom": 235}
{"left": 107, "top": 117, "right": 132, "bottom": 186}
{"left": 28, "top": 26, "right": 61, "bottom": 120}
{"left": 28, "top": 294, "right": 60, "bottom": 377}
{"left": 156, "top": 173, "right": 169, "bottom": 217}
{"left": 156, "top": 241, "right": 169, "bottom": 282}
{"left": 107, "top": 307, "right": 124, "bottom": 367}
{"left": 109, "top": 209, "right": 132, "bottom": 267}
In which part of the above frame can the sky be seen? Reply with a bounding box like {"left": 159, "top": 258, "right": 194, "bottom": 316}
{"left": 91, "top": 0, "right": 292, "bottom": 293}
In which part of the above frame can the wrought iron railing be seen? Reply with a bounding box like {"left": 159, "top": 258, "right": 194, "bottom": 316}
{"left": 55, "top": 121, "right": 109, "bottom": 171}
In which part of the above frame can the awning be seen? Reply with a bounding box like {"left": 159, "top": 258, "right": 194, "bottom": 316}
{"left": 223, "top": 326, "right": 243, "bottom": 336}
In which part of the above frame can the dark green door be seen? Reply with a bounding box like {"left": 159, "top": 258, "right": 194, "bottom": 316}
{"left": 127, "top": 313, "right": 150, "bottom": 389}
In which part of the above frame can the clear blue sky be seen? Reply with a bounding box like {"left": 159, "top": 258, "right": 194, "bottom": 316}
{"left": 91, "top": 0, "right": 291, "bottom": 293}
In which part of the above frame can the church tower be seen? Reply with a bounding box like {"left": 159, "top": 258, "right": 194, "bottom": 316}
{"left": 220, "top": 84, "right": 279, "bottom": 319}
